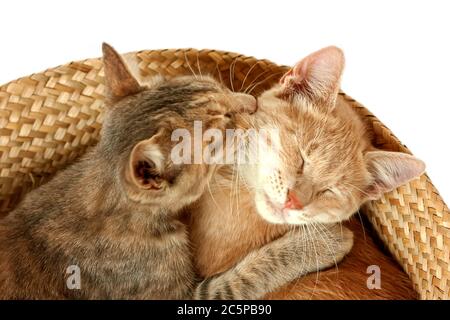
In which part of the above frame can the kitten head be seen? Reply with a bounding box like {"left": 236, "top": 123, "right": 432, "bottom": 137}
{"left": 100, "top": 43, "right": 256, "bottom": 211}
{"left": 241, "top": 46, "right": 425, "bottom": 225}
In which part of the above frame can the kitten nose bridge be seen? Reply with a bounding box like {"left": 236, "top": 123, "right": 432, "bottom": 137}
{"left": 232, "top": 93, "right": 257, "bottom": 114}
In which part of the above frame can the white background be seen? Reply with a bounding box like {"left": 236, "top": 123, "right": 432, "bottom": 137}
{"left": 1, "top": 0, "right": 449, "bottom": 203}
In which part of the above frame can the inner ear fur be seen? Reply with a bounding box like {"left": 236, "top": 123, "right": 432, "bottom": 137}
{"left": 128, "top": 134, "right": 165, "bottom": 190}
{"left": 280, "top": 46, "right": 345, "bottom": 108}
{"left": 364, "top": 150, "right": 426, "bottom": 200}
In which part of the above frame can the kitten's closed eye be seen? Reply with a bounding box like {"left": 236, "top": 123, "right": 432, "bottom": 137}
{"left": 296, "top": 155, "right": 305, "bottom": 176}
{"left": 317, "top": 188, "right": 334, "bottom": 197}
{"left": 206, "top": 110, "right": 226, "bottom": 117}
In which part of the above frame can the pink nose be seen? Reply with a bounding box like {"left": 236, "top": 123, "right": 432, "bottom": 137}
{"left": 284, "top": 190, "right": 303, "bottom": 210}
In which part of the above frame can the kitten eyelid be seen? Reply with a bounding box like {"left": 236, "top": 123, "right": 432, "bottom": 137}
{"left": 297, "top": 152, "right": 306, "bottom": 174}
{"left": 209, "top": 114, "right": 229, "bottom": 122}
{"left": 318, "top": 188, "right": 334, "bottom": 196}
{"left": 206, "top": 110, "right": 223, "bottom": 116}
{"left": 206, "top": 108, "right": 232, "bottom": 118}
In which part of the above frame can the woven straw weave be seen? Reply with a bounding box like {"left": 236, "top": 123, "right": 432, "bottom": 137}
{"left": 0, "top": 49, "right": 448, "bottom": 299}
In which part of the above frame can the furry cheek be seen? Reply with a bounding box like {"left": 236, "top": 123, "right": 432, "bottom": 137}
{"left": 254, "top": 192, "right": 287, "bottom": 224}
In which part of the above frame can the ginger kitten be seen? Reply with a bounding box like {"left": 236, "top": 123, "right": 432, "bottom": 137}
{"left": 0, "top": 44, "right": 353, "bottom": 299}
{"left": 190, "top": 46, "right": 424, "bottom": 299}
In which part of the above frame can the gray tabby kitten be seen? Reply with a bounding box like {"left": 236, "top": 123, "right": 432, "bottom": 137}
{"left": 0, "top": 44, "right": 352, "bottom": 299}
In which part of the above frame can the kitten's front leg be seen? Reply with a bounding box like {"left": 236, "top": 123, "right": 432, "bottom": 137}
{"left": 193, "top": 224, "right": 353, "bottom": 300}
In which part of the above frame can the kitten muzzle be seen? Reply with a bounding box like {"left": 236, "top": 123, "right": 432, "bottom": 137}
{"left": 284, "top": 190, "right": 303, "bottom": 210}
{"left": 233, "top": 93, "right": 257, "bottom": 114}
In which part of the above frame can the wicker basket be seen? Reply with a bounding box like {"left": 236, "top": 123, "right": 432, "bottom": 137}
{"left": 0, "top": 48, "right": 448, "bottom": 299}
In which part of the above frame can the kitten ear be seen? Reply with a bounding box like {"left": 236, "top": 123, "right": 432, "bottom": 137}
{"left": 102, "top": 42, "right": 143, "bottom": 102}
{"left": 280, "top": 46, "right": 344, "bottom": 107}
{"left": 129, "top": 133, "right": 165, "bottom": 190}
{"left": 364, "top": 151, "right": 426, "bottom": 200}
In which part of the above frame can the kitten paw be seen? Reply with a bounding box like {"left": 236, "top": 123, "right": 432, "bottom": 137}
{"left": 322, "top": 224, "right": 354, "bottom": 268}
{"left": 334, "top": 225, "right": 354, "bottom": 261}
